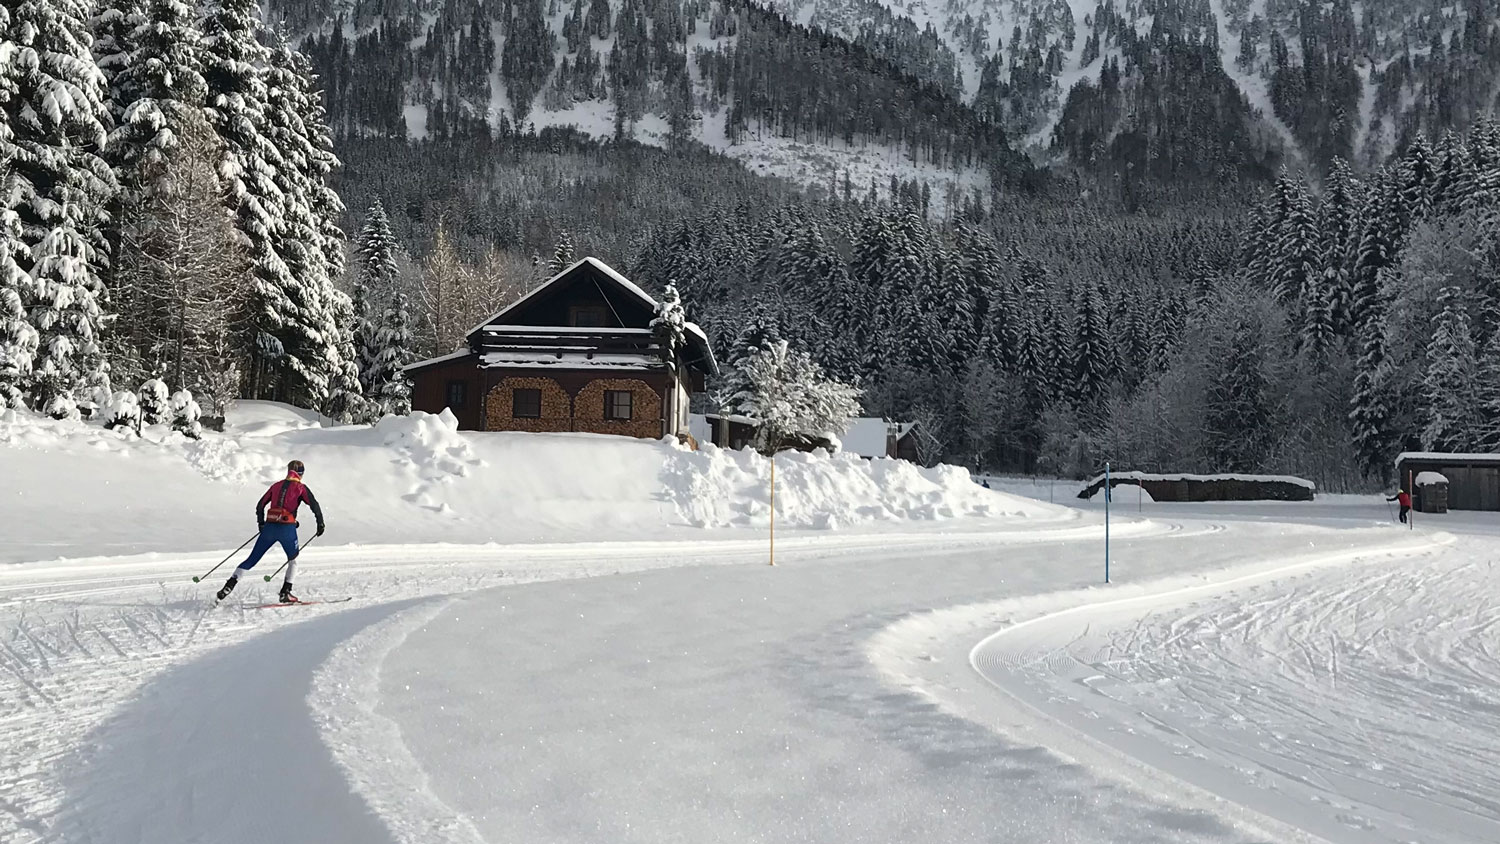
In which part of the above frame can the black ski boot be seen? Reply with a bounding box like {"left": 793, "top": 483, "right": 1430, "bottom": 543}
{"left": 216, "top": 576, "right": 238, "bottom": 601}
{"left": 278, "top": 582, "right": 298, "bottom": 604}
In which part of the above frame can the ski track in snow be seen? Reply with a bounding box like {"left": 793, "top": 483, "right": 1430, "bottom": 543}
{"left": 0, "top": 518, "right": 1158, "bottom": 843}
{"left": 876, "top": 524, "right": 1500, "bottom": 843}
{"left": 3, "top": 499, "right": 1493, "bottom": 842}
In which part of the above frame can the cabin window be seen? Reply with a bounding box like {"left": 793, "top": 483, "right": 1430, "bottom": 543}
{"left": 446, "top": 380, "right": 467, "bottom": 409}
{"left": 604, "top": 390, "right": 633, "bottom": 421}
{"left": 513, "top": 388, "right": 542, "bottom": 418}
{"left": 570, "top": 305, "right": 607, "bottom": 327}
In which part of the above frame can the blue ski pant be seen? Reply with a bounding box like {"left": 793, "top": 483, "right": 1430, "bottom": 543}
{"left": 233, "top": 523, "right": 300, "bottom": 583}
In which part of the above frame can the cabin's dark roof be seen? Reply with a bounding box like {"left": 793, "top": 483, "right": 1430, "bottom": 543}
{"left": 462, "top": 257, "right": 717, "bottom": 375}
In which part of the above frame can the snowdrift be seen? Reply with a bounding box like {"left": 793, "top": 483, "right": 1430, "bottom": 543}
{"left": 0, "top": 403, "right": 1061, "bottom": 563}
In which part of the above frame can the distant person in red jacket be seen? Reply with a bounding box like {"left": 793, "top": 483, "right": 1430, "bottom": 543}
{"left": 1387, "top": 489, "right": 1411, "bottom": 524}
{"left": 217, "top": 460, "right": 325, "bottom": 603}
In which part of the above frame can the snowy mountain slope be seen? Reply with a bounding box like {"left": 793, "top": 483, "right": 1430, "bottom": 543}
{"left": 276, "top": 0, "right": 1500, "bottom": 187}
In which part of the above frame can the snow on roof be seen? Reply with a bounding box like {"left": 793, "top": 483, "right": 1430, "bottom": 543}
{"left": 1396, "top": 451, "right": 1500, "bottom": 465}
{"left": 705, "top": 412, "right": 759, "bottom": 426}
{"left": 1415, "top": 471, "right": 1449, "bottom": 486}
{"left": 481, "top": 324, "right": 654, "bottom": 335}
{"left": 402, "top": 349, "right": 474, "bottom": 372}
{"left": 480, "top": 351, "right": 665, "bottom": 370}
{"left": 840, "top": 418, "right": 895, "bottom": 457}
{"left": 1084, "top": 470, "right": 1316, "bottom": 489}
{"left": 683, "top": 321, "right": 719, "bottom": 376}
{"left": 464, "top": 257, "right": 656, "bottom": 340}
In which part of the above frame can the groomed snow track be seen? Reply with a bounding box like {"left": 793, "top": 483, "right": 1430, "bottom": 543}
{"left": 6, "top": 511, "right": 1491, "bottom": 843}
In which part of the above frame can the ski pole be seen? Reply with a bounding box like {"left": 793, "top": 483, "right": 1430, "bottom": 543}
{"left": 192, "top": 533, "right": 260, "bottom": 582}
{"left": 264, "top": 536, "right": 316, "bottom": 582}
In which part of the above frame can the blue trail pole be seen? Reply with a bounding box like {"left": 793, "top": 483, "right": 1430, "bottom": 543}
{"left": 1104, "top": 462, "right": 1111, "bottom": 584}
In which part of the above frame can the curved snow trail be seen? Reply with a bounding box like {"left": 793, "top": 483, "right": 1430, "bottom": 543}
{"left": 958, "top": 531, "right": 1500, "bottom": 843}
{"left": 342, "top": 521, "right": 1394, "bottom": 843}
{"left": 49, "top": 599, "right": 424, "bottom": 844}
{"left": 0, "top": 517, "right": 1162, "bottom": 841}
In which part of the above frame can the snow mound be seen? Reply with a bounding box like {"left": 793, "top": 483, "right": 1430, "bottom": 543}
{"left": 665, "top": 444, "right": 1059, "bottom": 530}
{"left": 0, "top": 406, "right": 1062, "bottom": 563}
{"left": 1415, "top": 471, "right": 1448, "bottom": 486}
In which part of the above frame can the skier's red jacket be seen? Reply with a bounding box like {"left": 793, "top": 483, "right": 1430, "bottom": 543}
{"left": 1394, "top": 491, "right": 1411, "bottom": 508}
{"left": 257, "top": 473, "right": 324, "bottom": 527}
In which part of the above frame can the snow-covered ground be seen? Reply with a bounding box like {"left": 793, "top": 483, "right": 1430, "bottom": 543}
{"left": 3, "top": 403, "right": 1498, "bottom": 842}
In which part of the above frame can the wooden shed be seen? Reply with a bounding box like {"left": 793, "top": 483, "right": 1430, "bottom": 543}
{"left": 1394, "top": 453, "right": 1500, "bottom": 512}
{"left": 1078, "top": 471, "right": 1315, "bottom": 502}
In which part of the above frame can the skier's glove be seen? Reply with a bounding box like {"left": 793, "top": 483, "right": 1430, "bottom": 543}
{"left": 316, "top": 522, "right": 326, "bottom": 537}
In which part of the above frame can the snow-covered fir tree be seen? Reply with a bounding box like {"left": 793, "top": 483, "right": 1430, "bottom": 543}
{"left": 1476, "top": 333, "right": 1500, "bottom": 449}
{"left": 3, "top": 0, "right": 118, "bottom": 413}
{"left": 324, "top": 287, "right": 368, "bottom": 423}
{"left": 730, "top": 339, "right": 861, "bottom": 454}
{"left": 1071, "top": 277, "right": 1113, "bottom": 406}
{"left": 102, "top": 0, "right": 206, "bottom": 205}
{"left": 138, "top": 377, "right": 169, "bottom": 425}
{"left": 169, "top": 388, "right": 202, "bottom": 438}
{"left": 353, "top": 199, "right": 400, "bottom": 389}
{"left": 0, "top": 207, "right": 36, "bottom": 408}
{"left": 1421, "top": 287, "right": 1481, "bottom": 451}
{"left": 1202, "top": 312, "right": 1279, "bottom": 473}
{"left": 368, "top": 290, "right": 413, "bottom": 416}
{"left": 547, "top": 229, "right": 576, "bottom": 276}
{"left": 650, "top": 283, "right": 687, "bottom": 361}
{"left": 1348, "top": 271, "right": 1398, "bottom": 480}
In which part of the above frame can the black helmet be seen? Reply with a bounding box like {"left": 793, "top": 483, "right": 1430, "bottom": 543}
{"left": 288, "top": 460, "right": 305, "bottom": 475}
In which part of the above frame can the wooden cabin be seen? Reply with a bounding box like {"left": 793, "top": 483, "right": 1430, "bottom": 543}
{"left": 404, "top": 258, "right": 717, "bottom": 439}
{"left": 1395, "top": 452, "right": 1500, "bottom": 511}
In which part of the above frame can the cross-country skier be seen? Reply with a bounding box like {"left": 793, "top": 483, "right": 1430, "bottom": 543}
{"left": 217, "top": 460, "right": 325, "bottom": 603}
{"left": 1387, "top": 489, "right": 1412, "bottom": 524}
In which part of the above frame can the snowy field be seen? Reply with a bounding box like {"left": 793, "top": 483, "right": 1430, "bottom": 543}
{"left": 2, "top": 403, "right": 1498, "bottom": 843}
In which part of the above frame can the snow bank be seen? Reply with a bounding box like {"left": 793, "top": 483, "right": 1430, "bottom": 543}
{"left": 0, "top": 404, "right": 1061, "bottom": 563}
{"left": 1415, "top": 471, "right": 1448, "bottom": 486}
{"left": 666, "top": 444, "right": 1057, "bottom": 530}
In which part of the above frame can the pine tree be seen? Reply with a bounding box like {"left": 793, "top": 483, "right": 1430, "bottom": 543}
{"left": 1071, "top": 277, "right": 1113, "bottom": 406}
{"left": 1300, "top": 272, "right": 1337, "bottom": 362}
{"left": 1318, "top": 158, "right": 1360, "bottom": 333}
{"left": 325, "top": 287, "right": 368, "bottom": 423}
{"left": 1202, "top": 313, "right": 1279, "bottom": 472}
{"left": 201, "top": 0, "right": 283, "bottom": 392}
{"left": 255, "top": 37, "right": 348, "bottom": 408}
{"left": 1429, "top": 131, "right": 1476, "bottom": 215}
{"left": 0, "top": 207, "right": 37, "bottom": 408}
{"left": 547, "top": 229, "right": 576, "bottom": 276}
{"left": 138, "top": 377, "right": 169, "bottom": 424}
{"left": 1271, "top": 173, "right": 1318, "bottom": 306}
{"left": 369, "top": 290, "right": 413, "bottom": 416}
{"left": 1347, "top": 166, "right": 1405, "bottom": 339}
{"left": 1475, "top": 332, "right": 1500, "bottom": 450}
{"left": 354, "top": 199, "right": 400, "bottom": 391}
{"left": 1402, "top": 134, "right": 1436, "bottom": 223}
{"left": 1421, "top": 287, "right": 1481, "bottom": 451}
{"left": 104, "top": 0, "right": 207, "bottom": 204}
{"left": 3, "top": 0, "right": 118, "bottom": 411}
{"left": 1349, "top": 268, "right": 1399, "bottom": 480}
{"left": 89, "top": 0, "right": 143, "bottom": 111}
